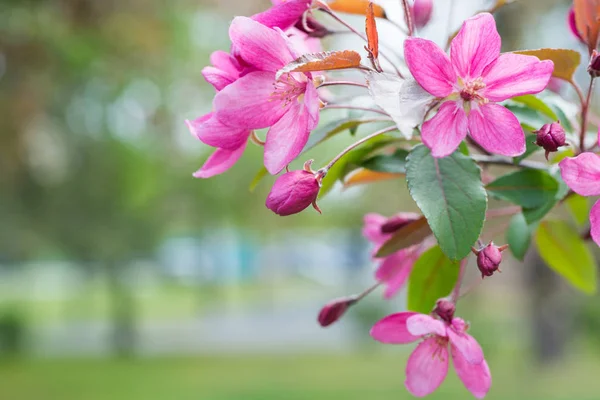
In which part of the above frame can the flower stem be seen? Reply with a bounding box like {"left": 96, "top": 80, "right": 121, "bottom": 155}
{"left": 354, "top": 282, "right": 381, "bottom": 302}
{"left": 317, "top": 80, "right": 369, "bottom": 89}
{"left": 323, "top": 125, "right": 398, "bottom": 171}
{"left": 579, "top": 77, "right": 595, "bottom": 152}
{"left": 400, "top": 0, "right": 414, "bottom": 37}
{"left": 451, "top": 259, "right": 468, "bottom": 303}
{"left": 318, "top": 7, "right": 404, "bottom": 78}
{"left": 321, "top": 104, "right": 389, "bottom": 116}
{"left": 471, "top": 154, "right": 547, "bottom": 170}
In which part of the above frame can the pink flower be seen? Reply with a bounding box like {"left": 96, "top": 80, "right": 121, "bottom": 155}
{"left": 568, "top": 6, "right": 584, "bottom": 43}
{"left": 371, "top": 312, "right": 491, "bottom": 398}
{"left": 363, "top": 213, "right": 428, "bottom": 299}
{"left": 317, "top": 296, "right": 356, "bottom": 327}
{"left": 404, "top": 13, "right": 554, "bottom": 158}
{"left": 202, "top": 50, "right": 243, "bottom": 92}
{"left": 214, "top": 17, "right": 320, "bottom": 174}
{"left": 412, "top": 0, "right": 433, "bottom": 29}
{"left": 559, "top": 152, "right": 600, "bottom": 246}
{"left": 252, "top": 0, "right": 313, "bottom": 31}
{"left": 266, "top": 166, "right": 321, "bottom": 216}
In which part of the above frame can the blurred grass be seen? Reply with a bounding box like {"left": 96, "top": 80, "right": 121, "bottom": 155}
{"left": 1, "top": 351, "right": 600, "bottom": 400}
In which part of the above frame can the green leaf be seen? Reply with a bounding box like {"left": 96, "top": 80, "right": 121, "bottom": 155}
{"left": 513, "top": 123, "right": 541, "bottom": 163}
{"left": 511, "top": 95, "right": 558, "bottom": 121}
{"left": 522, "top": 168, "right": 568, "bottom": 225}
{"left": 535, "top": 220, "right": 597, "bottom": 294}
{"left": 303, "top": 117, "right": 388, "bottom": 154}
{"left": 376, "top": 217, "right": 432, "bottom": 257}
{"left": 505, "top": 104, "right": 547, "bottom": 128}
{"left": 486, "top": 169, "right": 559, "bottom": 208}
{"left": 550, "top": 104, "right": 574, "bottom": 133}
{"left": 360, "top": 149, "right": 409, "bottom": 173}
{"left": 249, "top": 167, "right": 268, "bottom": 192}
{"left": 506, "top": 213, "right": 534, "bottom": 260}
{"left": 565, "top": 194, "right": 590, "bottom": 227}
{"left": 408, "top": 246, "right": 461, "bottom": 313}
{"left": 347, "top": 96, "right": 376, "bottom": 135}
{"left": 406, "top": 145, "right": 488, "bottom": 260}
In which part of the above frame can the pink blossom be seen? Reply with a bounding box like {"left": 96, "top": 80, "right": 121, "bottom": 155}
{"left": 371, "top": 312, "right": 491, "bottom": 398}
{"left": 252, "top": 0, "right": 313, "bottom": 31}
{"left": 412, "top": 0, "right": 433, "bottom": 29}
{"left": 202, "top": 51, "right": 243, "bottom": 92}
{"left": 214, "top": 17, "right": 320, "bottom": 174}
{"left": 559, "top": 152, "right": 600, "bottom": 246}
{"left": 404, "top": 13, "right": 554, "bottom": 158}
{"left": 266, "top": 167, "right": 321, "bottom": 216}
{"left": 363, "top": 213, "right": 428, "bottom": 299}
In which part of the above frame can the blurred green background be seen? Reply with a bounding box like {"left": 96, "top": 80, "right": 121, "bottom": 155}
{"left": 1, "top": 0, "right": 600, "bottom": 399}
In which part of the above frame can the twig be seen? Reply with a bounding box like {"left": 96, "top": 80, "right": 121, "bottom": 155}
{"left": 471, "top": 154, "right": 547, "bottom": 170}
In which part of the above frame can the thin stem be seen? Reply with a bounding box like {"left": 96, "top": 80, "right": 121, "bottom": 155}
{"left": 580, "top": 78, "right": 595, "bottom": 152}
{"left": 317, "top": 80, "right": 368, "bottom": 89}
{"left": 319, "top": 7, "right": 403, "bottom": 77}
{"left": 451, "top": 259, "right": 468, "bottom": 303}
{"left": 486, "top": 206, "right": 521, "bottom": 219}
{"left": 471, "top": 154, "right": 547, "bottom": 170}
{"left": 400, "top": 0, "right": 414, "bottom": 37}
{"left": 571, "top": 79, "right": 586, "bottom": 107}
{"left": 467, "top": 137, "right": 492, "bottom": 155}
{"left": 324, "top": 125, "right": 398, "bottom": 171}
{"left": 444, "top": 0, "right": 456, "bottom": 51}
{"left": 321, "top": 104, "right": 389, "bottom": 116}
{"left": 354, "top": 282, "right": 381, "bottom": 302}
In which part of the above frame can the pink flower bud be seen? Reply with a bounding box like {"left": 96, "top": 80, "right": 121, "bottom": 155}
{"left": 380, "top": 214, "right": 420, "bottom": 234}
{"left": 589, "top": 50, "right": 600, "bottom": 78}
{"left": 317, "top": 296, "right": 356, "bottom": 327}
{"left": 434, "top": 299, "right": 455, "bottom": 323}
{"left": 473, "top": 242, "right": 508, "bottom": 278}
{"left": 568, "top": 6, "right": 584, "bottom": 43}
{"left": 266, "top": 167, "right": 321, "bottom": 216}
{"left": 411, "top": 0, "right": 433, "bottom": 29}
{"left": 535, "top": 121, "right": 566, "bottom": 160}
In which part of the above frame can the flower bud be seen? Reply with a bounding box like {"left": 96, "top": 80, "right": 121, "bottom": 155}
{"left": 472, "top": 242, "right": 508, "bottom": 278}
{"left": 589, "top": 50, "right": 600, "bottom": 78}
{"left": 434, "top": 299, "right": 455, "bottom": 323}
{"left": 568, "top": 6, "right": 584, "bottom": 43}
{"left": 535, "top": 121, "right": 566, "bottom": 160}
{"left": 411, "top": 0, "right": 433, "bottom": 29}
{"left": 266, "top": 162, "right": 321, "bottom": 216}
{"left": 317, "top": 296, "right": 356, "bottom": 327}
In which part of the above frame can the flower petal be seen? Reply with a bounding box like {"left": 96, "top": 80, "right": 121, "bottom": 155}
{"left": 377, "top": 247, "right": 422, "bottom": 299}
{"left": 186, "top": 113, "right": 250, "bottom": 150}
{"left": 447, "top": 327, "right": 484, "bottom": 365}
{"left": 252, "top": 0, "right": 311, "bottom": 30}
{"left": 405, "top": 338, "right": 449, "bottom": 397}
{"left": 451, "top": 344, "right": 492, "bottom": 399}
{"left": 214, "top": 71, "right": 287, "bottom": 129}
{"left": 404, "top": 37, "right": 456, "bottom": 97}
{"left": 590, "top": 199, "right": 600, "bottom": 247}
{"left": 264, "top": 100, "right": 312, "bottom": 174}
{"left": 370, "top": 312, "right": 421, "bottom": 344}
{"left": 468, "top": 103, "right": 525, "bottom": 157}
{"left": 363, "top": 213, "right": 389, "bottom": 245}
{"left": 421, "top": 101, "right": 468, "bottom": 158}
{"left": 481, "top": 54, "right": 553, "bottom": 102}
{"left": 229, "top": 16, "right": 294, "bottom": 72}
{"left": 559, "top": 152, "right": 600, "bottom": 196}
{"left": 193, "top": 143, "right": 247, "bottom": 179}
{"left": 406, "top": 314, "right": 447, "bottom": 337}
{"left": 450, "top": 13, "right": 501, "bottom": 79}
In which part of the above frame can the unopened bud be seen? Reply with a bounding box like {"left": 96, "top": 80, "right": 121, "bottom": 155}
{"left": 317, "top": 296, "right": 356, "bottom": 327}
{"left": 535, "top": 121, "right": 566, "bottom": 160}
{"left": 266, "top": 162, "right": 321, "bottom": 216}
{"left": 589, "top": 50, "right": 600, "bottom": 78}
{"left": 472, "top": 242, "right": 508, "bottom": 278}
{"left": 434, "top": 299, "right": 455, "bottom": 323}
{"left": 411, "top": 0, "right": 433, "bottom": 29}
{"left": 568, "top": 6, "right": 584, "bottom": 43}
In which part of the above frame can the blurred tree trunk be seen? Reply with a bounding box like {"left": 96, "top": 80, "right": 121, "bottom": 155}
{"left": 106, "top": 261, "right": 136, "bottom": 357}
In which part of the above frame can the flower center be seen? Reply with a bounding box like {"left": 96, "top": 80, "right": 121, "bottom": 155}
{"left": 458, "top": 77, "right": 487, "bottom": 104}
{"left": 271, "top": 73, "right": 306, "bottom": 106}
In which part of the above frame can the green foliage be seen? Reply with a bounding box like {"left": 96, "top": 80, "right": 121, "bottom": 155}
{"left": 511, "top": 95, "right": 558, "bottom": 121}
{"left": 407, "top": 246, "right": 460, "bottom": 313}
{"left": 535, "top": 221, "right": 597, "bottom": 294}
{"left": 506, "top": 213, "right": 534, "bottom": 260}
{"left": 486, "top": 169, "right": 559, "bottom": 208}
{"left": 406, "top": 145, "right": 487, "bottom": 260}
{"left": 359, "top": 149, "right": 409, "bottom": 174}
{"left": 565, "top": 194, "right": 590, "bottom": 227}
{"left": 375, "top": 217, "right": 431, "bottom": 257}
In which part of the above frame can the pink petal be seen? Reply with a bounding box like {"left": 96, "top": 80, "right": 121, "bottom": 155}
{"left": 186, "top": 113, "right": 250, "bottom": 150}
{"left": 252, "top": 0, "right": 311, "bottom": 30}
{"left": 481, "top": 54, "right": 554, "bottom": 102}
{"left": 214, "top": 71, "right": 287, "bottom": 129}
{"left": 229, "top": 17, "right": 294, "bottom": 72}
{"left": 591, "top": 199, "right": 600, "bottom": 247}
{"left": 451, "top": 344, "right": 492, "bottom": 399}
{"left": 559, "top": 153, "right": 600, "bottom": 196}
{"left": 303, "top": 80, "right": 320, "bottom": 131}
{"left": 447, "top": 325, "right": 484, "bottom": 365}
{"left": 363, "top": 213, "right": 389, "bottom": 245}
{"left": 406, "top": 314, "right": 447, "bottom": 337}
{"left": 377, "top": 247, "right": 421, "bottom": 299}
{"left": 421, "top": 101, "right": 468, "bottom": 158}
{"left": 450, "top": 13, "right": 501, "bottom": 79}
{"left": 263, "top": 89, "right": 316, "bottom": 174}
{"left": 193, "top": 143, "right": 247, "bottom": 179}
{"left": 202, "top": 51, "right": 242, "bottom": 92}
{"left": 405, "top": 337, "right": 449, "bottom": 397}
{"left": 370, "top": 312, "right": 421, "bottom": 344}
{"left": 468, "top": 103, "right": 525, "bottom": 157}
{"left": 404, "top": 37, "right": 456, "bottom": 97}
{"left": 210, "top": 50, "right": 241, "bottom": 75}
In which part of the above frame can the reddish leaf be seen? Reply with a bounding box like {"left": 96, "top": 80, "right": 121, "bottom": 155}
{"left": 573, "top": 0, "right": 600, "bottom": 54}
{"left": 365, "top": 2, "right": 381, "bottom": 71}
{"left": 375, "top": 216, "right": 432, "bottom": 258}
{"left": 327, "top": 0, "right": 386, "bottom": 18}
{"left": 276, "top": 51, "right": 362, "bottom": 80}
{"left": 343, "top": 169, "right": 402, "bottom": 188}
